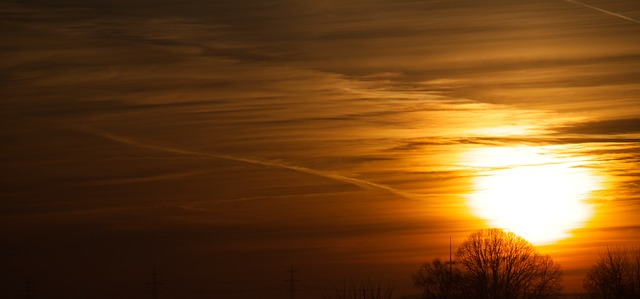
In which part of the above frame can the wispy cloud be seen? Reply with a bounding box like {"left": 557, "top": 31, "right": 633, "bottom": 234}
{"left": 555, "top": 117, "right": 640, "bottom": 135}
{"left": 77, "top": 170, "right": 205, "bottom": 186}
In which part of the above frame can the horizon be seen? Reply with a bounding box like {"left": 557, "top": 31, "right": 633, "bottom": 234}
{"left": 1, "top": 0, "right": 640, "bottom": 298}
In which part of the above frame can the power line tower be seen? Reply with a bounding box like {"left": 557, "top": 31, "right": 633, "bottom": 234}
{"left": 148, "top": 267, "right": 163, "bottom": 299}
{"left": 285, "top": 264, "right": 300, "bottom": 299}
{"left": 24, "top": 278, "right": 33, "bottom": 299}
{"left": 446, "top": 236, "right": 457, "bottom": 289}
{"left": 449, "top": 236, "right": 453, "bottom": 274}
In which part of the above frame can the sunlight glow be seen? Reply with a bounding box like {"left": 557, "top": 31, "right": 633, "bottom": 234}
{"left": 463, "top": 146, "right": 602, "bottom": 245}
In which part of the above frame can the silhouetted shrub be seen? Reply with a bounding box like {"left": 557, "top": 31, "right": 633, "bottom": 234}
{"left": 413, "top": 258, "right": 463, "bottom": 299}
{"left": 583, "top": 247, "right": 640, "bottom": 299}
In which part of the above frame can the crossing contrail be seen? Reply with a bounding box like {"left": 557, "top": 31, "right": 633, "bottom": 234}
{"left": 83, "top": 128, "right": 418, "bottom": 200}
{"left": 10, "top": 114, "right": 420, "bottom": 202}
{"left": 566, "top": 0, "right": 640, "bottom": 24}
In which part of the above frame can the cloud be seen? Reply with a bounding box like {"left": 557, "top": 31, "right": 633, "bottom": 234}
{"left": 556, "top": 118, "right": 640, "bottom": 135}
{"left": 77, "top": 170, "right": 205, "bottom": 186}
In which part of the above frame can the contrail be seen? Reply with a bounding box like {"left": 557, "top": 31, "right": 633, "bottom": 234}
{"left": 20, "top": 110, "right": 419, "bottom": 201}
{"left": 566, "top": 0, "right": 640, "bottom": 24}
{"left": 84, "top": 128, "right": 417, "bottom": 200}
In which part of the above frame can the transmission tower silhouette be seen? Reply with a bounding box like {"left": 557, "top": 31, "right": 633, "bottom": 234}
{"left": 24, "top": 278, "right": 33, "bottom": 299}
{"left": 148, "top": 267, "right": 163, "bottom": 299}
{"left": 285, "top": 264, "right": 301, "bottom": 299}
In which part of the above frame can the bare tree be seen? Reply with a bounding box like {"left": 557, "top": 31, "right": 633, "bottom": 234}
{"left": 583, "top": 247, "right": 640, "bottom": 299}
{"left": 324, "top": 279, "right": 394, "bottom": 299}
{"left": 455, "top": 228, "right": 562, "bottom": 299}
{"left": 413, "top": 258, "right": 463, "bottom": 299}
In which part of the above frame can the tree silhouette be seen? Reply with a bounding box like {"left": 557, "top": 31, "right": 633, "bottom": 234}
{"left": 413, "top": 258, "right": 463, "bottom": 299}
{"left": 414, "top": 229, "right": 562, "bottom": 299}
{"left": 583, "top": 247, "right": 640, "bottom": 299}
{"left": 455, "top": 228, "right": 562, "bottom": 299}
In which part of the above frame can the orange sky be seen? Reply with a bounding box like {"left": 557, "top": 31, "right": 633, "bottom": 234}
{"left": 1, "top": 0, "right": 640, "bottom": 298}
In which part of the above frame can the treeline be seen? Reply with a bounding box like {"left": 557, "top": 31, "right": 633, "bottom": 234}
{"left": 323, "top": 228, "right": 640, "bottom": 299}
{"left": 10, "top": 228, "right": 640, "bottom": 299}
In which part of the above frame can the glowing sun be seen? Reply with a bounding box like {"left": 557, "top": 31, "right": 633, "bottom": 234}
{"left": 462, "top": 146, "right": 602, "bottom": 245}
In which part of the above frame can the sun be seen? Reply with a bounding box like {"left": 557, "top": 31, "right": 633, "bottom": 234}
{"left": 462, "top": 146, "right": 602, "bottom": 245}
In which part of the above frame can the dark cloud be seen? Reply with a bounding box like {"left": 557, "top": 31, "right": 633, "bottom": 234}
{"left": 557, "top": 118, "right": 640, "bottom": 135}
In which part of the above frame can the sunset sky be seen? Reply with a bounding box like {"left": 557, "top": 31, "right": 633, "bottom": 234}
{"left": 1, "top": 0, "right": 640, "bottom": 298}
